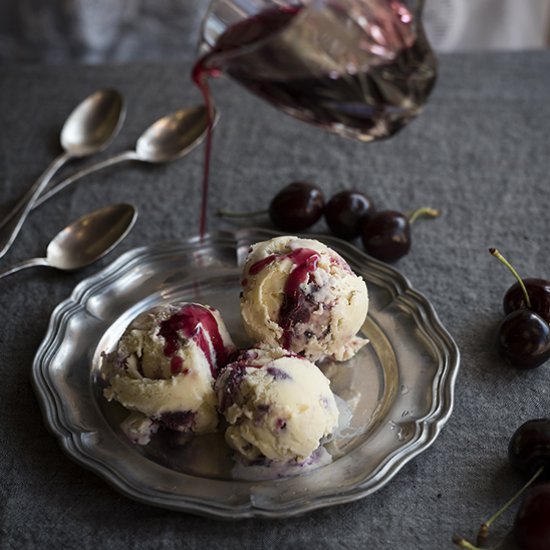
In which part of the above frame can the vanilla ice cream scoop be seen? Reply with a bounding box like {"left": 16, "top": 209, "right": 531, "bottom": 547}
{"left": 102, "top": 302, "right": 235, "bottom": 443}
{"left": 240, "top": 236, "right": 368, "bottom": 361}
{"left": 215, "top": 346, "right": 339, "bottom": 462}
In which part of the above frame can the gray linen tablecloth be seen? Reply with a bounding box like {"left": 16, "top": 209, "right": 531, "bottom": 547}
{"left": 1, "top": 51, "right": 550, "bottom": 549}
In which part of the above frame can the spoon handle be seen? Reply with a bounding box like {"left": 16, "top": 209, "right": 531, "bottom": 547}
{"left": 35, "top": 150, "right": 139, "bottom": 208}
{"left": 0, "top": 257, "right": 49, "bottom": 280}
{"left": 0, "top": 150, "right": 138, "bottom": 231}
{"left": 0, "top": 151, "right": 72, "bottom": 260}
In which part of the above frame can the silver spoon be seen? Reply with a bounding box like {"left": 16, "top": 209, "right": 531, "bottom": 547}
{"left": 33, "top": 105, "right": 215, "bottom": 208}
{"left": 0, "top": 203, "right": 137, "bottom": 280}
{"left": 0, "top": 89, "right": 126, "bottom": 258}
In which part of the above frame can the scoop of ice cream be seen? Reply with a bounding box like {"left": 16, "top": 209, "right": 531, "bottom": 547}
{"left": 240, "top": 236, "right": 368, "bottom": 361}
{"left": 215, "top": 347, "right": 339, "bottom": 462}
{"left": 102, "top": 302, "right": 235, "bottom": 440}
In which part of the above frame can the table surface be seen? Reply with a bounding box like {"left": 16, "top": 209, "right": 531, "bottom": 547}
{"left": 1, "top": 51, "right": 550, "bottom": 549}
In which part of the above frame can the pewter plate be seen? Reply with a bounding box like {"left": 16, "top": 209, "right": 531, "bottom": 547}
{"left": 32, "top": 228, "right": 459, "bottom": 518}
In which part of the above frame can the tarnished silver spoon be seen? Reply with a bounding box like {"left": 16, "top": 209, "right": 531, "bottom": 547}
{"left": 34, "top": 105, "right": 215, "bottom": 208}
{"left": 0, "top": 203, "right": 137, "bottom": 280}
{"left": 0, "top": 89, "right": 126, "bottom": 259}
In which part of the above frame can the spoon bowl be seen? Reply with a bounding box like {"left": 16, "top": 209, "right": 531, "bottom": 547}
{"left": 135, "top": 105, "right": 216, "bottom": 163}
{"left": 47, "top": 203, "right": 137, "bottom": 270}
{"left": 60, "top": 89, "right": 126, "bottom": 157}
{"left": 0, "top": 204, "right": 137, "bottom": 280}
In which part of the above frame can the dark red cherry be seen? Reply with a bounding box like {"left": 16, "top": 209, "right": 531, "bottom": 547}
{"left": 504, "top": 278, "right": 550, "bottom": 323}
{"left": 497, "top": 310, "right": 550, "bottom": 369}
{"left": 361, "top": 210, "right": 410, "bottom": 262}
{"left": 325, "top": 190, "right": 375, "bottom": 240}
{"left": 269, "top": 182, "right": 325, "bottom": 231}
{"left": 514, "top": 483, "right": 550, "bottom": 550}
{"left": 453, "top": 419, "right": 550, "bottom": 549}
{"left": 509, "top": 419, "right": 550, "bottom": 478}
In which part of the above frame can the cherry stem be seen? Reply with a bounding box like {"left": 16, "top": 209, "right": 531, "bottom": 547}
{"left": 489, "top": 248, "right": 532, "bottom": 310}
{"left": 476, "top": 465, "right": 544, "bottom": 546}
{"left": 216, "top": 208, "right": 269, "bottom": 219}
{"left": 452, "top": 465, "right": 544, "bottom": 550}
{"left": 451, "top": 535, "right": 501, "bottom": 550}
{"left": 452, "top": 535, "right": 485, "bottom": 550}
{"left": 408, "top": 207, "right": 441, "bottom": 224}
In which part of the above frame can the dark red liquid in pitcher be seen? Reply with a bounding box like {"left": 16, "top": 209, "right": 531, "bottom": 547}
{"left": 191, "top": 3, "right": 436, "bottom": 237}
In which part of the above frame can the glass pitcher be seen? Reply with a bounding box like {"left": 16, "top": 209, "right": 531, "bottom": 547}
{"left": 195, "top": 0, "right": 436, "bottom": 142}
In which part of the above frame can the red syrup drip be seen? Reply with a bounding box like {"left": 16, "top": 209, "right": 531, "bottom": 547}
{"left": 158, "top": 304, "right": 229, "bottom": 377}
{"left": 191, "top": 70, "right": 215, "bottom": 241}
{"left": 191, "top": 5, "right": 301, "bottom": 240}
{"left": 248, "top": 248, "right": 320, "bottom": 349}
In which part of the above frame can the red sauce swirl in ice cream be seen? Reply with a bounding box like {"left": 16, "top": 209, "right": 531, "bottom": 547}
{"left": 158, "top": 304, "right": 229, "bottom": 377}
{"left": 248, "top": 248, "right": 320, "bottom": 349}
